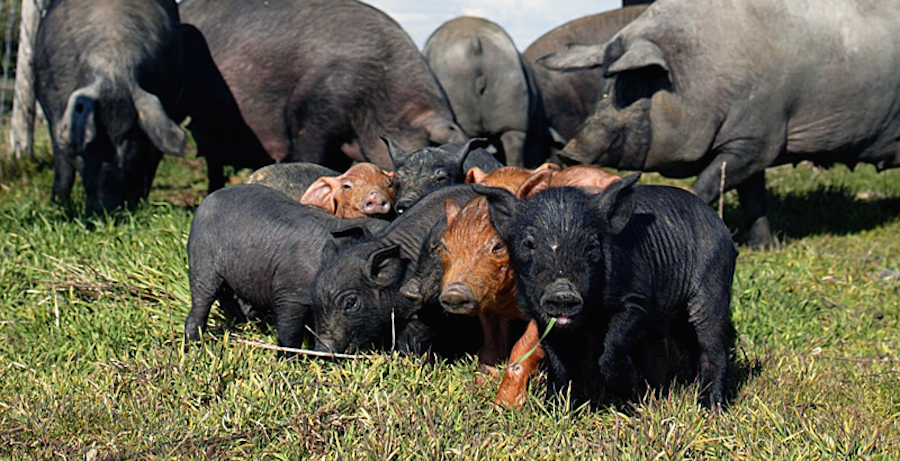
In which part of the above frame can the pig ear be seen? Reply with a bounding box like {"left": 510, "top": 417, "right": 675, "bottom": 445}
{"left": 444, "top": 199, "right": 461, "bottom": 225}
{"left": 474, "top": 184, "right": 518, "bottom": 241}
{"left": 381, "top": 135, "right": 409, "bottom": 169}
{"left": 604, "top": 38, "right": 669, "bottom": 78}
{"left": 452, "top": 137, "right": 491, "bottom": 167}
{"left": 300, "top": 176, "right": 341, "bottom": 214}
{"left": 465, "top": 167, "right": 487, "bottom": 184}
{"left": 133, "top": 86, "right": 187, "bottom": 156}
{"left": 367, "top": 244, "right": 404, "bottom": 288}
{"left": 595, "top": 173, "right": 641, "bottom": 235}
{"left": 537, "top": 43, "right": 607, "bottom": 71}
{"left": 515, "top": 169, "right": 552, "bottom": 200}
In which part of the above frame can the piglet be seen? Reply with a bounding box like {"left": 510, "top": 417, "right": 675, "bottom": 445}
{"left": 184, "top": 184, "right": 387, "bottom": 352}
{"left": 246, "top": 162, "right": 395, "bottom": 218}
{"left": 484, "top": 174, "right": 737, "bottom": 409}
{"left": 467, "top": 163, "right": 620, "bottom": 196}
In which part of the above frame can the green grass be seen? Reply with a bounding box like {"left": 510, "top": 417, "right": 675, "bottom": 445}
{"left": 1, "top": 137, "right": 899, "bottom": 459}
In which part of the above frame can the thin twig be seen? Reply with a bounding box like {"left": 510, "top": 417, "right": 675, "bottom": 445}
{"left": 718, "top": 161, "right": 727, "bottom": 219}
{"left": 228, "top": 334, "right": 370, "bottom": 360}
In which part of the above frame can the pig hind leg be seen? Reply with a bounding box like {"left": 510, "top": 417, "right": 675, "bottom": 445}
{"left": 688, "top": 296, "right": 733, "bottom": 409}
{"left": 184, "top": 269, "right": 224, "bottom": 342}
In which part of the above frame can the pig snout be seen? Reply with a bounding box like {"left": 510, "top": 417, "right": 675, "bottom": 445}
{"left": 362, "top": 189, "right": 392, "bottom": 215}
{"left": 539, "top": 279, "right": 583, "bottom": 325}
{"left": 440, "top": 282, "right": 478, "bottom": 315}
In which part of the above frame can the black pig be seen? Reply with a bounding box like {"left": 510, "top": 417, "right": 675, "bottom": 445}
{"left": 384, "top": 136, "right": 502, "bottom": 214}
{"left": 184, "top": 184, "right": 386, "bottom": 351}
{"left": 484, "top": 174, "right": 737, "bottom": 408}
{"left": 312, "top": 184, "right": 486, "bottom": 356}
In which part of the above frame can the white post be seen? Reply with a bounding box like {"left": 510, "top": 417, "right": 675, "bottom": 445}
{"left": 9, "top": 0, "right": 42, "bottom": 160}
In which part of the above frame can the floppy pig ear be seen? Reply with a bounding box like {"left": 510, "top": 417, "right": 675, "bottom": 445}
{"left": 367, "top": 244, "right": 404, "bottom": 288}
{"left": 604, "top": 37, "right": 669, "bottom": 78}
{"left": 473, "top": 184, "right": 517, "bottom": 241}
{"left": 331, "top": 222, "right": 373, "bottom": 241}
{"left": 381, "top": 135, "right": 409, "bottom": 169}
{"left": 537, "top": 43, "right": 607, "bottom": 71}
{"left": 595, "top": 173, "right": 641, "bottom": 235}
{"left": 300, "top": 176, "right": 340, "bottom": 214}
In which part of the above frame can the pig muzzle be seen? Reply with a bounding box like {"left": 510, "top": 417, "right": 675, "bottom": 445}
{"left": 539, "top": 279, "right": 583, "bottom": 326}
{"left": 440, "top": 283, "right": 479, "bottom": 315}
{"left": 362, "top": 189, "right": 392, "bottom": 215}
{"left": 395, "top": 194, "right": 419, "bottom": 215}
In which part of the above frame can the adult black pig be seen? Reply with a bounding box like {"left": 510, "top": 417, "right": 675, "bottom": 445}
{"left": 178, "top": 0, "right": 466, "bottom": 171}
{"left": 522, "top": 6, "right": 647, "bottom": 144}
{"left": 384, "top": 136, "right": 500, "bottom": 214}
{"left": 484, "top": 174, "right": 737, "bottom": 408}
{"left": 424, "top": 17, "right": 549, "bottom": 167}
{"left": 184, "top": 184, "right": 387, "bottom": 351}
{"left": 312, "top": 185, "right": 486, "bottom": 356}
{"left": 541, "top": 0, "right": 900, "bottom": 247}
{"left": 34, "top": 0, "right": 186, "bottom": 211}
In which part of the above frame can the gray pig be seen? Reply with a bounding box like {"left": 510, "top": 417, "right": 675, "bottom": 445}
{"left": 522, "top": 6, "right": 647, "bottom": 144}
{"left": 423, "top": 17, "right": 549, "bottom": 167}
{"left": 184, "top": 184, "right": 386, "bottom": 351}
{"left": 34, "top": 0, "right": 186, "bottom": 211}
{"left": 178, "top": 0, "right": 466, "bottom": 172}
{"left": 541, "top": 0, "right": 900, "bottom": 247}
{"left": 484, "top": 174, "right": 737, "bottom": 408}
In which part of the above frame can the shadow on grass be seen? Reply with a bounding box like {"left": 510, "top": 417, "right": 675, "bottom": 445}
{"left": 724, "top": 186, "right": 900, "bottom": 245}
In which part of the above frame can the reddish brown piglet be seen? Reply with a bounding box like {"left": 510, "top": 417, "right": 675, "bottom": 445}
{"left": 301, "top": 163, "right": 396, "bottom": 218}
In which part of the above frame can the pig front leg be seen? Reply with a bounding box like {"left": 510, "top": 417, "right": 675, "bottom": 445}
{"left": 691, "top": 138, "right": 782, "bottom": 248}
{"left": 495, "top": 319, "right": 544, "bottom": 408}
{"left": 597, "top": 297, "right": 649, "bottom": 398}
{"left": 475, "top": 311, "right": 512, "bottom": 384}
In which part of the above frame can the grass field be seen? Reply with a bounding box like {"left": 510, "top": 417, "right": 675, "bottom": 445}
{"left": 1, "top": 134, "right": 899, "bottom": 460}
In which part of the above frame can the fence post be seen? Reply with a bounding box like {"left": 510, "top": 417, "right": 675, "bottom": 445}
{"left": 9, "top": 0, "right": 41, "bottom": 160}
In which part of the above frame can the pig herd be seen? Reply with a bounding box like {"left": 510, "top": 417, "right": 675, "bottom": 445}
{"left": 34, "top": 0, "right": 900, "bottom": 410}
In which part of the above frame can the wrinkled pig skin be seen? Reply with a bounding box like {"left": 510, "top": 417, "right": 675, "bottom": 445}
{"left": 184, "top": 184, "right": 387, "bottom": 354}
{"left": 35, "top": 0, "right": 187, "bottom": 211}
{"left": 484, "top": 174, "right": 737, "bottom": 408}
{"left": 178, "top": 0, "right": 465, "bottom": 172}
{"left": 247, "top": 162, "right": 395, "bottom": 219}
{"left": 541, "top": 0, "right": 900, "bottom": 247}
{"left": 424, "top": 16, "right": 550, "bottom": 167}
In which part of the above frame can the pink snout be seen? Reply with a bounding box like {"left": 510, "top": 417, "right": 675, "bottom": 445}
{"left": 362, "top": 189, "right": 392, "bottom": 215}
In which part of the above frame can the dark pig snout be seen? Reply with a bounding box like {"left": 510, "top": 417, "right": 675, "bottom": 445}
{"left": 395, "top": 195, "right": 419, "bottom": 214}
{"left": 539, "top": 279, "right": 583, "bottom": 321}
{"left": 440, "top": 282, "right": 478, "bottom": 315}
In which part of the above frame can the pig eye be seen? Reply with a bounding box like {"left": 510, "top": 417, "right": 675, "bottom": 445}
{"left": 432, "top": 170, "right": 449, "bottom": 182}
{"left": 491, "top": 241, "right": 506, "bottom": 255}
{"left": 342, "top": 183, "right": 352, "bottom": 190}
{"left": 340, "top": 293, "right": 362, "bottom": 312}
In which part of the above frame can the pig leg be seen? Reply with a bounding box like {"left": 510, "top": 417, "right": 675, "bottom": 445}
{"left": 597, "top": 301, "right": 648, "bottom": 397}
{"left": 184, "top": 270, "right": 222, "bottom": 342}
{"left": 495, "top": 319, "right": 545, "bottom": 408}
{"left": 691, "top": 139, "right": 782, "bottom": 248}
{"left": 499, "top": 130, "right": 527, "bottom": 167}
{"left": 273, "top": 299, "right": 310, "bottom": 355}
{"left": 736, "top": 172, "right": 772, "bottom": 248}
{"left": 476, "top": 311, "right": 512, "bottom": 384}
{"left": 51, "top": 146, "right": 76, "bottom": 204}
{"left": 690, "top": 296, "right": 732, "bottom": 409}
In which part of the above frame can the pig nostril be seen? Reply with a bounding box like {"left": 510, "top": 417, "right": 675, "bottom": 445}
{"left": 439, "top": 286, "right": 478, "bottom": 314}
